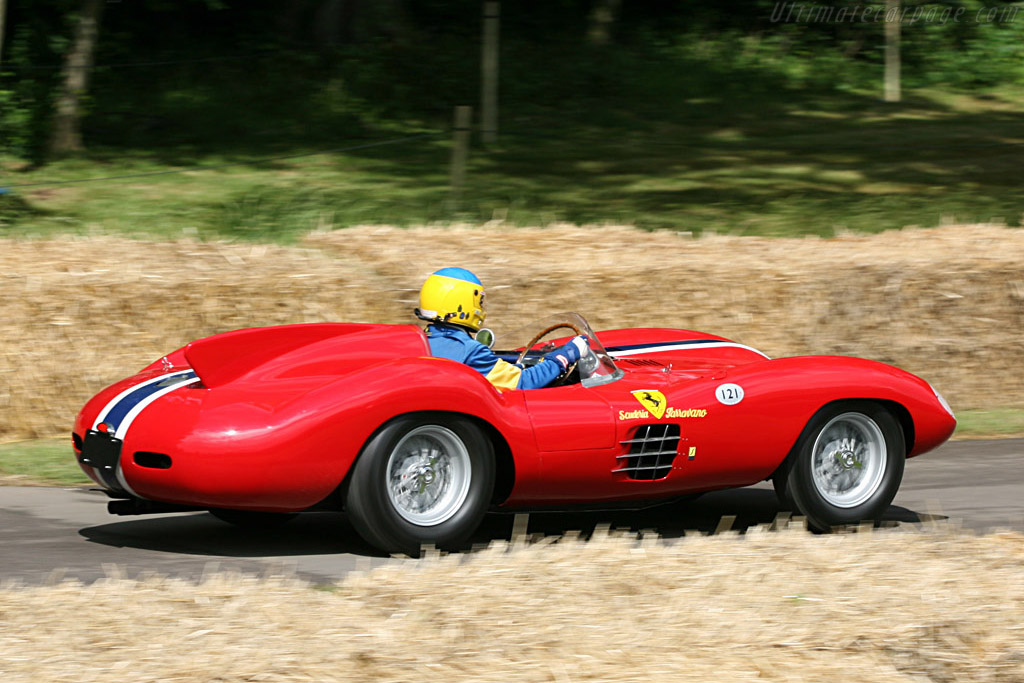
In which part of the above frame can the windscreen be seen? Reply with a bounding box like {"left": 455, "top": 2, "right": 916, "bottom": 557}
{"left": 489, "top": 312, "right": 622, "bottom": 387}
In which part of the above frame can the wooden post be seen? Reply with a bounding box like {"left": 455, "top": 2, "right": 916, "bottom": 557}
{"left": 884, "top": 0, "right": 901, "bottom": 103}
{"left": 481, "top": 1, "right": 499, "bottom": 145}
{"left": 449, "top": 105, "right": 472, "bottom": 210}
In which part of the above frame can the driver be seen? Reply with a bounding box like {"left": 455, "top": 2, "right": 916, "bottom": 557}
{"left": 416, "top": 267, "right": 589, "bottom": 390}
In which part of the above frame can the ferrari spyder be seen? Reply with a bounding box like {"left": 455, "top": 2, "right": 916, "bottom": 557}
{"left": 73, "top": 313, "right": 956, "bottom": 554}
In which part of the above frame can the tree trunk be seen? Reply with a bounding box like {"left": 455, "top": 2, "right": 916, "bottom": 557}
{"left": 50, "top": 0, "right": 105, "bottom": 157}
{"left": 587, "top": 0, "right": 620, "bottom": 46}
{"left": 313, "top": 0, "right": 346, "bottom": 49}
{"left": 0, "top": 0, "right": 8, "bottom": 72}
{"left": 481, "top": 1, "right": 499, "bottom": 145}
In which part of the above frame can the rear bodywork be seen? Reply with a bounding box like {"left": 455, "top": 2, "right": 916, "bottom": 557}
{"left": 73, "top": 322, "right": 956, "bottom": 513}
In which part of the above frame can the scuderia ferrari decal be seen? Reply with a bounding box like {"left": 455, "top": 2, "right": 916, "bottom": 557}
{"left": 632, "top": 390, "right": 667, "bottom": 418}
{"left": 620, "top": 390, "right": 708, "bottom": 421}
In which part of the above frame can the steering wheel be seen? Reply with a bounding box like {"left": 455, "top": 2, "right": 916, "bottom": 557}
{"left": 515, "top": 323, "right": 584, "bottom": 366}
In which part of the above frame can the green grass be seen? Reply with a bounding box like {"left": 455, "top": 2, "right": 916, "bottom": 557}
{"left": 953, "top": 408, "right": 1024, "bottom": 440}
{"left": 0, "top": 439, "right": 91, "bottom": 486}
{"left": 0, "top": 409, "right": 1021, "bottom": 486}
{"left": 4, "top": 86, "right": 1024, "bottom": 242}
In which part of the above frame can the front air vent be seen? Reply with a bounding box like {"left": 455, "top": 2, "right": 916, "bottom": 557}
{"left": 620, "top": 358, "right": 665, "bottom": 367}
{"left": 134, "top": 452, "right": 172, "bottom": 469}
{"left": 613, "top": 424, "right": 681, "bottom": 480}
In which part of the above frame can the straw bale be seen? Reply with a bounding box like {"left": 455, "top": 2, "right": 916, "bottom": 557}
{"left": 0, "top": 237, "right": 401, "bottom": 440}
{"left": 309, "top": 222, "right": 1023, "bottom": 411}
{"left": 2, "top": 224, "right": 1022, "bottom": 440}
{"left": 1, "top": 527, "right": 1022, "bottom": 681}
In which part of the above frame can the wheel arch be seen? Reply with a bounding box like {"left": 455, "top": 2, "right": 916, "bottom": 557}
{"left": 335, "top": 409, "right": 516, "bottom": 508}
{"left": 470, "top": 416, "right": 516, "bottom": 506}
{"left": 772, "top": 397, "right": 914, "bottom": 481}
{"left": 872, "top": 399, "right": 915, "bottom": 456}
{"left": 809, "top": 398, "right": 914, "bottom": 456}
{"left": 742, "top": 355, "right": 941, "bottom": 463}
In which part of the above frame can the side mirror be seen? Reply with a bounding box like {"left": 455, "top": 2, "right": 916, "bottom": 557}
{"left": 476, "top": 328, "right": 495, "bottom": 348}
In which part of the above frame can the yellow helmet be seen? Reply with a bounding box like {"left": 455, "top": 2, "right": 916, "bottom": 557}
{"left": 415, "top": 267, "right": 486, "bottom": 332}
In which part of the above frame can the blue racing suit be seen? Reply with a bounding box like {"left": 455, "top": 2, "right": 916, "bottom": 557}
{"left": 426, "top": 323, "right": 564, "bottom": 390}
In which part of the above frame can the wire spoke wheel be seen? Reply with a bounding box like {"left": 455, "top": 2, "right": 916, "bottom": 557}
{"left": 385, "top": 425, "right": 472, "bottom": 526}
{"left": 810, "top": 412, "right": 887, "bottom": 508}
{"left": 346, "top": 414, "right": 495, "bottom": 555}
{"left": 782, "top": 401, "right": 905, "bottom": 532}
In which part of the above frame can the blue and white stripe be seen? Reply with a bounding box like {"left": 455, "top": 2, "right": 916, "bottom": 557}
{"left": 92, "top": 370, "right": 200, "bottom": 439}
{"left": 606, "top": 339, "right": 770, "bottom": 360}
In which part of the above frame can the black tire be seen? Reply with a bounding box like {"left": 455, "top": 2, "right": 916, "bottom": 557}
{"left": 771, "top": 464, "right": 798, "bottom": 511}
{"left": 208, "top": 509, "right": 299, "bottom": 528}
{"left": 346, "top": 413, "right": 495, "bottom": 556}
{"left": 785, "top": 401, "right": 905, "bottom": 532}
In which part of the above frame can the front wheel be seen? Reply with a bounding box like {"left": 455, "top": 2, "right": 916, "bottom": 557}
{"left": 785, "top": 402, "right": 905, "bottom": 531}
{"left": 345, "top": 414, "right": 495, "bottom": 556}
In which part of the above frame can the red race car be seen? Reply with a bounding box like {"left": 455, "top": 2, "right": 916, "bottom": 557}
{"left": 73, "top": 313, "right": 956, "bottom": 555}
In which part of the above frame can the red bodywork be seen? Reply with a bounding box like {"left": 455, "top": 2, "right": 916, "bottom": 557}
{"left": 73, "top": 322, "right": 956, "bottom": 512}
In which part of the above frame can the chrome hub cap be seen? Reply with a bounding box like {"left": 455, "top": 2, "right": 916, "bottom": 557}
{"left": 811, "top": 413, "right": 887, "bottom": 508}
{"left": 386, "top": 425, "right": 471, "bottom": 526}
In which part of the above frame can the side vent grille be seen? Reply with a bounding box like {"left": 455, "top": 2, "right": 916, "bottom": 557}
{"left": 613, "top": 424, "right": 681, "bottom": 480}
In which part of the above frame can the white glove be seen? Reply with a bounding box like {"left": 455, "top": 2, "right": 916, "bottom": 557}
{"left": 570, "top": 335, "right": 590, "bottom": 357}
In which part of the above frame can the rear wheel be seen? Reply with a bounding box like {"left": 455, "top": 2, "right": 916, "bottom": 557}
{"left": 785, "top": 402, "right": 905, "bottom": 531}
{"left": 771, "top": 474, "right": 797, "bottom": 511}
{"left": 346, "top": 414, "right": 495, "bottom": 556}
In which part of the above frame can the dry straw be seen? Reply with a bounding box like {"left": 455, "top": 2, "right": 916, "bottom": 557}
{"left": 2, "top": 223, "right": 1022, "bottom": 439}
{"left": 0, "top": 526, "right": 1022, "bottom": 681}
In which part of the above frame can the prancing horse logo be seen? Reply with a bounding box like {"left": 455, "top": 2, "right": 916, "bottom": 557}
{"left": 631, "top": 390, "right": 668, "bottom": 419}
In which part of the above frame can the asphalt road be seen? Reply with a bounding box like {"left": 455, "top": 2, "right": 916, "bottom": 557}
{"left": 1, "top": 439, "right": 1022, "bottom": 586}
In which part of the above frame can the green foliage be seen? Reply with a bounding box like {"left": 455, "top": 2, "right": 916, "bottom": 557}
{"left": 0, "top": 14, "right": 66, "bottom": 160}
{"left": 5, "top": 0, "right": 1024, "bottom": 159}
{"left": 3, "top": 1, "right": 1024, "bottom": 240}
{"left": 0, "top": 191, "right": 43, "bottom": 228}
{"left": 0, "top": 439, "right": 90, "bottom": 486}
{"left": 0, "top": 88, "right": 33, "bottom": 156}
{"left": 901, "top": 1, "right": 1024, "bottom": 88}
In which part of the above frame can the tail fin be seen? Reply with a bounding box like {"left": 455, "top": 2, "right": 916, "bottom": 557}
{"left": 184, "top": 324, "right": 360, "bottom": 388}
